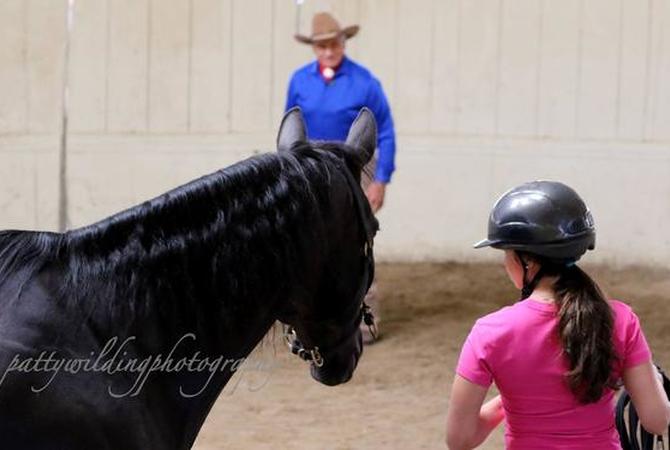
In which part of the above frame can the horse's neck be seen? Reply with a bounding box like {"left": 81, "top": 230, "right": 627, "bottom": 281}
{"left": 65, "top": 174, "right": 292, "bottom": 344}
{"left": 157, "top": 315, "right": 276, "bottom": 450}
{"left": 71, "top": 240, "right": 279, "bottom": 449}
{"left": 64, "top": 203, "right": 296, "bottom": 447}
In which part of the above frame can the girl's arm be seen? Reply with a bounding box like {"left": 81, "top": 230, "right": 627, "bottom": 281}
{"left": 445, "top": 375, "right": 505, "bottom": 450}
{"left": 623, "top": 361, "right": 670, "bottom": 435}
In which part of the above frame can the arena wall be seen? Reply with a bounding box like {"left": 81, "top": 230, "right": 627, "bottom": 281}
{"left": 1, "top": 0, "right": 669, "bottom": 267}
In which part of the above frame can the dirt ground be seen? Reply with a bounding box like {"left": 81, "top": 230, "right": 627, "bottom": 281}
{"left": 192, "top": 262, "right": 670, "bottom": 450}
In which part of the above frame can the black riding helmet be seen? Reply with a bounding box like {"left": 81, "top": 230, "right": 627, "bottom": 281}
{"left": 474, "top": 181, "right": 596, "bottom": 299}
{"left": 474, "top": 180, "right": 596, "bottom": 263}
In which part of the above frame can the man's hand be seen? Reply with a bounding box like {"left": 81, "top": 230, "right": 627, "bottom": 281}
{"left": 366, "top": 182, "right": 386, "bottom": 213}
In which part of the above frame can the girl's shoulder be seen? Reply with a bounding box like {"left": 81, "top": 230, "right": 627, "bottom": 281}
{"left": 608, "top": 299, "right": 652, "bottom": 371}
{"left": 470, "top": 303, "right": 528, "bottom": 341}
{"left": 473, "top": 303, "right": 517, "bottom": 326}
{"left": 608, "top": 299, "right": 639, "bottom": 323}
{"left": 474, "top": 299, "right": 548, "bottom": 326}
{"left": 608, "top": 298, "right": 646, "bottom": 334}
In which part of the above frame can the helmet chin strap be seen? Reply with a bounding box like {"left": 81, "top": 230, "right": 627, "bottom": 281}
{"left": 517, "top": 252, "right": 545, "bottom": 300}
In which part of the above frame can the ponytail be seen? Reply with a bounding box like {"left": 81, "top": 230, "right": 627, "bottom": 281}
{"left": 518, "top": 251, "right": 617, "bottom": 404}
{"left": 552, "top": 264, "right": 617, "bottom": 403}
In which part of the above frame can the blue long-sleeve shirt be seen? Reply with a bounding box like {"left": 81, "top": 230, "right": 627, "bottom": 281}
{"left": 285, "top": 57, "right": 397, "bottom": 183}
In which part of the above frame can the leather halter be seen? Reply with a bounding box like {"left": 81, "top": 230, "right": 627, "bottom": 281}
{"left": 284, "top": 154, "right": 377, "bottom": 367}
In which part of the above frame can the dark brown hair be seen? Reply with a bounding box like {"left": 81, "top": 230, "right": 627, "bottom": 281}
{"left": 526, "top": 256, "right": 618, "bottom": 403}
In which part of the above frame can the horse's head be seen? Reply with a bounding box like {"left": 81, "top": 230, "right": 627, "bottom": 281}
{"left": 276, "top": 107, "right": 378, "bottom": 386}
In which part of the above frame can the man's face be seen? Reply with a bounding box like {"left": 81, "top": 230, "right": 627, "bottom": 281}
{"left": 312, "top": 36, "right": 345, "bottom": 68}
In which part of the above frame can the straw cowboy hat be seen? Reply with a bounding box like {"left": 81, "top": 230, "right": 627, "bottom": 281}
{"left": 295, "top": 12, "right": 359, "bottom": 44}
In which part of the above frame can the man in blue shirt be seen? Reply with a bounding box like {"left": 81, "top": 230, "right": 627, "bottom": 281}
{"left": 286, "top": 12, "right": 397, "bottom": 344}
{"left": 286, "top": 12, "right": 397, "bottom": 213}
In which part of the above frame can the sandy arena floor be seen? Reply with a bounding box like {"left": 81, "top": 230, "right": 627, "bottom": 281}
{"left": 192, "top": 262, "right": 670, "bottom": 450}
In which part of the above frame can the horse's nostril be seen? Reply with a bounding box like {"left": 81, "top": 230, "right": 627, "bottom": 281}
{"left": 309, "top": 348, "right": 359, "bottom": 386}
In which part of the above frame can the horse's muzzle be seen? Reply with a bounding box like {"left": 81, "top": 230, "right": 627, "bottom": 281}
{"left": 310, "top": 329, "right": 363, "bottom": 386}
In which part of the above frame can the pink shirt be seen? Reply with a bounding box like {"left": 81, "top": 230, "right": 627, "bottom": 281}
{"left": 456, "top": 299, "right": 651, "bottom": 450}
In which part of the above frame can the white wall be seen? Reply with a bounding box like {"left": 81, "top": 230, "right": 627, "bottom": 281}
{"left": 0, "top": 0, "right": 669, "bottom": 266}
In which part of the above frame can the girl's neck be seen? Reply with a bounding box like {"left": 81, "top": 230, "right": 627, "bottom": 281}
{"left": 529, "top": 276, "right": 559, "bottom": 303}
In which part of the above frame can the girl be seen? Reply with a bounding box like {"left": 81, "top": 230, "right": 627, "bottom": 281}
{"left": 446, "top": 181, "right": 670, "bottom": 450}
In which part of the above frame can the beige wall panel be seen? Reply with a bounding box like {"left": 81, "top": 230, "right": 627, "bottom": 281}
{"left": 68, "top": 152, "right": 242, "bottom": 228}
{"left": 489, "top": 147, "right": 596, "bottom": 201}
{"left": 430, "top": 0, "right": 459, "bottom": 134}
{"left": 357, "top": 0, "right": 397, "bottom": 105}
{"left": 190, "top": 0, "right": 232, "bottom": 133}
{"left": 617, "top": 0, "right": 649, "bottom": 140}
{"left": 69, "top": 0, "right": 107, "bottom": 133}
{"left": 295, "top": 0, "right": 322, "bottom": 37}
{"left": 583, "top": 158, "right": 670, "bottom": 267}
{"left": 457, "top": 0, "right": 499, "bottom": 135}
{"left": 375, "top": 145, "right": 494, "bottom": 261}
{"left": 126, "top": 154, "right": 192, "bottom": 211}
{"left": 34, "top": 148, "right": 60, "bottom": 230}
{"left": 537, "top": 0, "right": 580, "bottom": 138}
{"left": 0, "top": 139, "right": 61, "bottom": 231}
{"left": 577, "top": 0, "right": 619, "bottom": 139}
{"left": 0, "top": 153, "right": 37, "bottom": 229}
{"left": 169, "top": 154, "right": 248, "bottom": 191}
{"left": 643, "top": 0, "right": 663, "bottom": 140}
{"left": 395, "top": 0, "right": 433, "bottom": 133}
{"left": 66, "top": 135, "right": 271, "bottom": 228}
{"left": 375, "top": 138, "right": 670, "bottom": 267}
{"left": 497, "top": 0, "right": 540, "bottom": 137}
{"left": 149, "top": 0, "right": 190, "bottom": 132}
{"left": 0, "top": 1, "right": 27, "bottom": 133}
{"left": 230, "top": 0, "right": 272, "bottom": 132}
{"left": 272, "top": 0, "right": 313, "bottom": 127}
{"left": 107, "top": 0, "right": 149, "bottom": 132}
{"left": 68, "top": 152, "right": 138, "bottom": 227}
{"left": 127, "top": 152, "right": 237, "bottom": 206}
{"left": 26, "top": 0, "right": 65, "bottom": 133}
{"left": 0, "top": 139, "right": 58, "bottom": 230}
{"left": 650, "top": 0, "right": 670, "bottom": 140}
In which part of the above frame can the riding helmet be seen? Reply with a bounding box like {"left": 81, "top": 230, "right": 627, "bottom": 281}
{"left": 474, "top": 180, "right": 595, "bottom": 262}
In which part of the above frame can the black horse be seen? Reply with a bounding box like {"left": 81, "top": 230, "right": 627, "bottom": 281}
{"left": 0, "top": 108, "right": 379, "bottom": 449}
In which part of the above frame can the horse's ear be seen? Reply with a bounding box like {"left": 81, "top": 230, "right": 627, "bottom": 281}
{"left": 277, "top": 107, "right": 307, "bottom": 152}
{"left": 345, "top": 107, "right": 377, "bottom": 164}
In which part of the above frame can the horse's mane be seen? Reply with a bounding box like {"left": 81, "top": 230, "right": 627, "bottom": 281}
{"left": 0, "top": 145, "right": 363, "bottom": 342}
{"left": 0, "top": 230, "right": 62, "bottom": 293}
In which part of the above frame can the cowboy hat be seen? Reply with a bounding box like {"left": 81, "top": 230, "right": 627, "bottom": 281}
{"left": 295, "top": 12, "right": 359, "bottom": 44}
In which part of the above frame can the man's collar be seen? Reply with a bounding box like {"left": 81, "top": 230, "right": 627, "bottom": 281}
{"left": 310, "top": 56, "right": 351, "bottom": 78}
{"left": 337, "top": 56, "right": 351, "bottom": 75}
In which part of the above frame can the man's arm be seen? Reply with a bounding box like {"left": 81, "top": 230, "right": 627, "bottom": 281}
{"left": 365, "top": 78, "right": 396, "bottom": 211}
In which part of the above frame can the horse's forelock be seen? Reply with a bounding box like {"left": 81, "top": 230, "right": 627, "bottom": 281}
{"left": 292, "top": 141, "right": 372, "bottom": 183}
